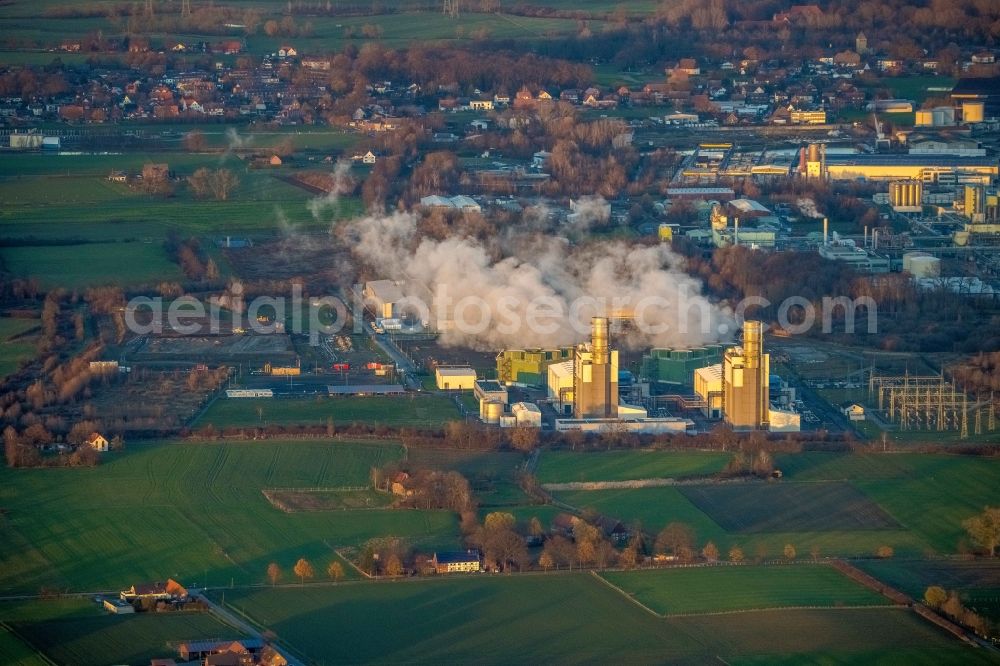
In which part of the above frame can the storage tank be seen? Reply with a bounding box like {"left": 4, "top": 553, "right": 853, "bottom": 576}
{"left": 483, "top": 400, "right": 503, "bottom": 425}
{"left": 914, "top": 110, "right": 934, "bottom": 127}
{"left": 908, "top": 255, "right": 941, "bottom": 278}
{"left": 499, "top": 415, "right": 517, "bottom": 428}
{"left": 902, "top": 251, "right": 931, "bottom": 273}
{"left": 931, "top": 107, "right": 954, "bottom": 126}
{"left": 963, "top": 101, "right": 985, "bottom": 124}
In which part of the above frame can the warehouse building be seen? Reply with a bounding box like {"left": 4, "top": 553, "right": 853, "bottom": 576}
{"left": 435, "top": 366, "right": 476, "bottom": 390}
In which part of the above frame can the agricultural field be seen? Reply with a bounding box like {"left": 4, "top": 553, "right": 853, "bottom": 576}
{"left": 196, "top": 394, "right": 461, "bottom": 428}
{"left": 858, "top": 559, "right": 1000, "bottom": 622}
{"left": 536, "top": 449, "right": 730, "bottom": 484}
{"left": 678, "top": 481, "right": 901, "bottom": 533}
{"left": 0, "top": 153, "right": 362, "bottom": 246}
{"left": 599, "top": 565, "right": 887, "bottom": 616}
{"left": 0, "top": 439, "right": 459, "bottom": 595}
{"left": 552, "top": 452, "right": 1000, "bottom": 559}
{"left": 0, "top": 597, "right": 247, "bottom": 666}
{"left": 210, "top": 575, "right": 985, "bottom": 665}
{"left": 0, "top": 317, "right": 39, "bottom": 380}
{"left": 0, "top": 241, "right": 183, "bottom": 288}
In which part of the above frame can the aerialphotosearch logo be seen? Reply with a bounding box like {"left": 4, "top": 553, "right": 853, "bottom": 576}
{"left": 123, "top": 282, "right": 877, "bottom": 344}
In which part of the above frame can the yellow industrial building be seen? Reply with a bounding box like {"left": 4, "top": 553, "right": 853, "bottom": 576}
{"left": 801, "top": 144, "right": 997, "bottom": 184}
{"left": 435, "top": 366, "right": 476, "bottom": 390}
{"left": 722, "top": 321, "right": 770, "bottom": 430}
{"left": 573, "top": 317, "right": 619, "bottom": 419}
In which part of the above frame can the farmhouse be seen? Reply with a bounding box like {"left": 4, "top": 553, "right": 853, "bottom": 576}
{"left": 86, "top": 432, "right": 109, "bottom": 452}
{"left": 432, "top": 550, "right": 481, "bottom": 573}
{"left": 178, "top": 638, "right": 265, "bottom": 663}
{"left": 120, "top": 578, "right": 188, "bottom": 602}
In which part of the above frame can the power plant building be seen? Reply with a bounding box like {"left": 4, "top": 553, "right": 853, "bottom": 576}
{"left": 642, "top": 345, "right": 724, "bottom": 386}
{"left": 722, "top": 321, "right": 770, "bottom": 430}
{"left": 573, "top": 317, "right": 619, "bottom": 419}
{"left": 693, "top": 364, "right": 723, "bottom": 418}
{"left": 547, "top": 360, "right": 575, "bottom": 414}
{"left": 496, "top": 348, "right": 573, "bottom": 387}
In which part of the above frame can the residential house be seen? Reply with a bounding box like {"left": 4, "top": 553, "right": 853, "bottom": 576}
{"left": 268, "top": 155, "right": 282, "bottom": 166}
{"left": 277, "top": 46, "right": 297, "bottom": 58}
{"left": 86, "top": 432, "right": 109, "bottom": 451}
{"left": 178, "top": 639, "right": 265, "bottom": 663}
{"left": 773, "top": 4, "right": 823, "bottom": 23}
{"left": 470, "top": 98, "right": 494, "bottom": 111}
{"left": 675, "top": 58, "right": 701, "bottom": 76}
{"left": 362, "top": 150, "right": 377, "bottom": 165}
{"left": 595, "top": 517, "right": 630, "bottom": 544}
{"left": 432, "top": 550, "right": 481, "bottom": 574}
{"left": 120, "top": 579, "right": 188, "bottom": 602}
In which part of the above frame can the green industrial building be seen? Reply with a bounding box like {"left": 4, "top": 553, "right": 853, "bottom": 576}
{"left": 496, "top": 348, "right": 573, "bottom": 387}
{"left": 641, "top": 345, "right": 725, "bottom": 387}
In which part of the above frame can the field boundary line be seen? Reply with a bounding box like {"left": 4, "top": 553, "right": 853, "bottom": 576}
{"left": 659, "top": 603, "right": 901, "bottom": 618}
{"left": 589, "top": 570, "right": 664, "bottom": 618}
{"left": 332, "top": 546, "right": 372, "bottom": 579}
{"left": 0, "top": 620, "right": 59, "bottom": 666}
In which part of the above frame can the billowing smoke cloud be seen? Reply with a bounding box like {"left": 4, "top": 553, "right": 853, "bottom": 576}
{"left": 567, "top": 195, "right": 611, "bottom": 230}
{"left": 796, "top": 198, "right": 823, "bottom": 219}
{"left": 342, "top": 211, "right": 733, "bottom": 350}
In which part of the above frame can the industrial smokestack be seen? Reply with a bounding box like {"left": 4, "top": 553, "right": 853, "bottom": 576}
{"left": 864, "top": 226, "right": 868, "bottom": 248}
{"left": 823, "top": 217, "right": 828, "bottom": 246}
{"left": 734, "top": 217, "right": 740, "bottom": 247}
{"left": 873, "top": 230, "right": 879, "bottom": 249}
{"left": 591, "top": 316, "right": 609, "bottom": 365}
{"left": 743, "top": 320, "right": 763, "bottom": 369}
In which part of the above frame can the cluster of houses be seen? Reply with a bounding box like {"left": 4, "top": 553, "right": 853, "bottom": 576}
{"left": 152, "top": 638, "right": 288, "bottom": 666}
{"left": 2, "top": 32, "right": 997, "bottom": 132}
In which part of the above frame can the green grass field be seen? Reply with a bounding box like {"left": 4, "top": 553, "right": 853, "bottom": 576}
{"left": 0, "top": 439, "right": 459, "bottom": 595}
{"left": 0, "top": 317, "right": 39, "bottom": 379}
{"left": 0, "top": 153, "right": 362, "bottom": 245}
{"left": 599, "top": 565, "right": 886, "bottom": 616}
{"left": 0, "top": 242, "right": 183, "bottom": 288}
{"left": 210, "top": 576, "right": 984, "bottom": 664}
{"left": 0, "top": 598, "right": 247, "bottom": 666}
{"left": 196, "top": 394, "right": 461, "bottom": 428}
{"left": 679, "top": 482, "right": 901, "bottom": 533}
{"left": 536, "top": 450, "right": 730, "bottom": 483}
{"left": 858, "top": 559, "right": 1000, "bottom": 621}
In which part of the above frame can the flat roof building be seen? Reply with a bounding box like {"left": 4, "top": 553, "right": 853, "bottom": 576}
{"left": 435, "top": 366, "right": 476, "bottom": 390}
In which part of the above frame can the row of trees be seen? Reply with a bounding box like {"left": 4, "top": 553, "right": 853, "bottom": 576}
{"left": 267, "top": 557, "right": 345, "bottom": 586}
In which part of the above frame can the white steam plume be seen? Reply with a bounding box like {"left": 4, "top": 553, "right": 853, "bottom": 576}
{"left": 307, "top": 160, "right": 353, "bottom": 222}
{"left": 343, "top": 211, "right": 733, "bottom": 350}
{"left": 796, "top": 198, "right": 823, "bottom": 219}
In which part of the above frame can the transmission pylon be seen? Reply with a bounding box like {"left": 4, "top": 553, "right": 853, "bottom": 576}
{"left": 443, "top": 0, "right": 459, "bottom": 18}
{"left": 181, "top": 0, "right": 192, "bottom": 18}
{"left": 145, "top": 0, "right": 154, "bottom": 18}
